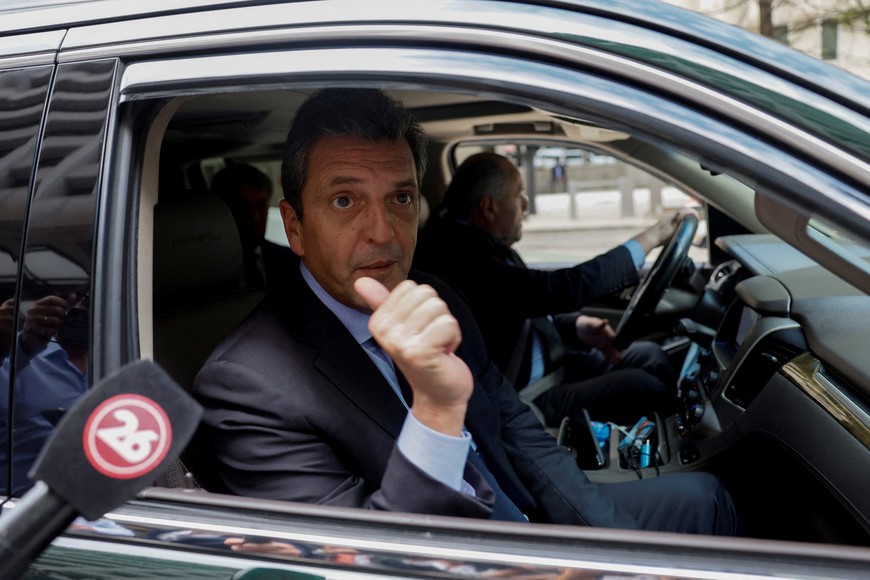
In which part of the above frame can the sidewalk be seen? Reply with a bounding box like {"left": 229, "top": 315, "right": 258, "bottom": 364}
{"left": 514, "top": 190, "right": 691, "bottom": 263}
{"left": 522, "top": 213, "right": 659, "bottom": 233}
{"left": 521, "top": 189, "right": 683, "bottom": 233}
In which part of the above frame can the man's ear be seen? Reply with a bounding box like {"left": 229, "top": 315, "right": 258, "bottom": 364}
{"left": 478, "top": 196, "right": 497, "bottom": 222}
{"left": 279, "top": 199, "right": 304, "bottom": 257}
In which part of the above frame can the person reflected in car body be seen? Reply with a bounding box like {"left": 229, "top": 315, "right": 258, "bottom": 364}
{"left": 0, "top": 289, "right": 89, "bottom": 495}
{"left": 191, "top": 88, "right": 740, "bottom": 535}
{"left": 414, "top": 152, "right": 689, "bottom": 426}
{"left": 0, "top": 297, "right": 15, "bottom": 361}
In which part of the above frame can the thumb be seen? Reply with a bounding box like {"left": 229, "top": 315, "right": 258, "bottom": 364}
{"left": 354, "top": 277, "right": 390, "bottom": 311}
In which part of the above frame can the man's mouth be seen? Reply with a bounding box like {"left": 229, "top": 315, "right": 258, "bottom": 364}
{"left": 358, "top": 260, "right": 396, "bottom": 274}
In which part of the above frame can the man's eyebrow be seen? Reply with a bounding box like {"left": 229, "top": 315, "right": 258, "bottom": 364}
{"left": 326, "top": 176, "right": 419, "bottom": 190}
{"left": 394, "top": 179, "right": 419, "bottom": 190}
{"left": 327, "top": 176, "right": 363, "bottom": 187}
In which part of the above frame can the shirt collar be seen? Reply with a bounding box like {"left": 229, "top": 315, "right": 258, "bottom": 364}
{"left": 300, "top": 262, "right": 372, "bottom": 345}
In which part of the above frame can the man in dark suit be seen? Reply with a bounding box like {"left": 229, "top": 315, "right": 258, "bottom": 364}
{"left": 211, "top": 163, "right": 295, "bottom": 292}
{"left": 414, "top": 152, "right": 684, "bottom": 426}
{"left": 192, "top": 88, "right": 739, "bottom": 533}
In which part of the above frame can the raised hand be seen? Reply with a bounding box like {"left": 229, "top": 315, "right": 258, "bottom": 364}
{"left": 355, "top": 277, "right": 472, "bottom": 436}
{"left": 633, "top": 207, "right": 700, "bottom": 254}
{"left": 21, "top": 294, "right": 72, "bottom": 355}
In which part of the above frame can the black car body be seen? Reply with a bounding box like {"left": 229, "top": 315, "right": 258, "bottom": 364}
{"left": 0, "top": 0, "right": 869, "bottom": 578}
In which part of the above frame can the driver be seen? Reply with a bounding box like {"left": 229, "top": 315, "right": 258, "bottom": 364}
{"left": 414, "top": 152, "right": 695, "bottom": 426}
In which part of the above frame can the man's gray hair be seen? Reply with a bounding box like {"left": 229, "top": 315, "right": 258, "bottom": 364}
{"left": 440, "top": 152, "right": 516, "bottom": 219}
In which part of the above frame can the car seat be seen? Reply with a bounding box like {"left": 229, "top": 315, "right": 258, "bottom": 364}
{"left": 152, "top": 190, "right": 265, "bottom": 393}
{"left": 151, "top": 190, "right": 266, "bottom": 488}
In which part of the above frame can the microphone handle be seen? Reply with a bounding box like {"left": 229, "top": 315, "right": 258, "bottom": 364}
{"left": 0, "top": 481, "right": 77, "bottom": 579}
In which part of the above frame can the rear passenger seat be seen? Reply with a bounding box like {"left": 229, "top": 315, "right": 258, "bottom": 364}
{"left": 152, "top": 190, "right": 264, "bottom": 393}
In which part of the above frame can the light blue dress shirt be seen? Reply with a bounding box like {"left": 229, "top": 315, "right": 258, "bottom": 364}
{"left": 0, "top": 340, "right": 88, "bottom": 495}
{"left": 623, "top": 238, "right": 646, "bottom": 269}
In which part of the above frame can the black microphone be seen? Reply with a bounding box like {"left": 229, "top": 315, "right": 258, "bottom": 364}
{"left": 0, "top": 359, "right": 202, "bottom": 579}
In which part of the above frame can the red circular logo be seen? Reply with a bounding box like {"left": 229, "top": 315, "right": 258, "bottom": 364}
{"left": 83, "top": 394, "right": 172, "bottom": 479}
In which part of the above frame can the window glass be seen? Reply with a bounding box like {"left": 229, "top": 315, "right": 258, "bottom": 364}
{"left": 7, "top": 60, "right": 114, "bottom": 496}
{"left": 0, "top": 65, "right": 52, "bottom": 497}
{"left": 454, "top": 142, "right": 707, "bottom": 266}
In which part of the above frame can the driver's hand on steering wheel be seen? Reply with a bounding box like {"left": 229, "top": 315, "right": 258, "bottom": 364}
{"left": 575, "top": 315, "right": 621, "bottom": 365}
{"left": 632, "top": 208, "right": 700, "bottom": 254}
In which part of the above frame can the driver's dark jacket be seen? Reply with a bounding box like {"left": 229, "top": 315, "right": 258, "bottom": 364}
{"left": 413, "top": 215, "right": 639, "bottom": 377}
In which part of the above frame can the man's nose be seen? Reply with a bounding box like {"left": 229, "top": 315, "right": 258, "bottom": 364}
{"left": 521, "top": 194, "right": 530, "bottom": 215}
{"left": 365, "top": 202, "right": 395, "bottom": 243}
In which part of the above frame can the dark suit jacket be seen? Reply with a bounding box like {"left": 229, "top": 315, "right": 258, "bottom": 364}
{"left": 413, "top": 216, "right": 639, "bottom": 378}
{"left": 191, "top": 263, "right": 640, "bottom": 528}
{"left": 263, "top": 240, "right": 297, "bottom": 289}
{"left": 242, "top": 239, "right": 297, "bottom": 293}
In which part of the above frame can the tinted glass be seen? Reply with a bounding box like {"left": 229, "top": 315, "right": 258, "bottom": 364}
{"left": 0, "top": 65, "right": 52, "bottom": 497}
{"left": 6, "top": 60, "right": 114, "bottom": 496}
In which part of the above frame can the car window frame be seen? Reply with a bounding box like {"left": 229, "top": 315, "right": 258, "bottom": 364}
{"left": 114, "top": 43, "right": 866, "bottom": 264}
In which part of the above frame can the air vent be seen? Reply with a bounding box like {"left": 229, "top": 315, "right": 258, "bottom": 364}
{"left": 758, "top": 337, "right": 805, "bottom": 366}
{"left": 725, "top": 330, "right": 807, "bottom": 409}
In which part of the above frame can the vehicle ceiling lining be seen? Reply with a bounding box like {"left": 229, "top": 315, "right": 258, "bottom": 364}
{"left": 162, "top": 89, "right": 633, "bottom": 163}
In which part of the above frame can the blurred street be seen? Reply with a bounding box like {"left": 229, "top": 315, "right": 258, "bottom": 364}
{"left": 514, "top": 189, "right": 705, "bottom": 265}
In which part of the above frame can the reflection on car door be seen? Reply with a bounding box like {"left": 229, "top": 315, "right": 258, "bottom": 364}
{"left": 0, "top": 64, "right": 52, "bottom": 498}
{"left": 2, "top": 60, "right": 115, "bottom": 497}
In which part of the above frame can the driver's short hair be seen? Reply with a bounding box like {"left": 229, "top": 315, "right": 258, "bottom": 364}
{"left": 440, "top": 152, "right": 517, "bottom": 219}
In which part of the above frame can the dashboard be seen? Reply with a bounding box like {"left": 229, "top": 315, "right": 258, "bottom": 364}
{"left": 585, "top": 232, "right": 870, "bottom": 543}
{"left": 708, "top": 234, "right": 870, "bottom": 415}
{"left": 663, "top": 234, "right": 870, "bottom": 543}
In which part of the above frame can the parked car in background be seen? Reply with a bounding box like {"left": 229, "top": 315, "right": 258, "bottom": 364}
{"left": 1, "top": 0, "right": 868, "bottom": 578}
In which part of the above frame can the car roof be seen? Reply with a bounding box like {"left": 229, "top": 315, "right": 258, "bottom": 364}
{"left": 3, "top": 0, "right": 867, "bottom": 115}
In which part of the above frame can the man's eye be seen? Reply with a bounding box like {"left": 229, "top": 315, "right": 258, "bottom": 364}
{"left": 332, "top": 196, "right": 353, "bottom": 209}
{"left": 396, "top": 192, "right": 413, "bottom": 205}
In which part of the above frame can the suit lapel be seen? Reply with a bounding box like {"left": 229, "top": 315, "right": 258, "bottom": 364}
{"left": 277, "top": 266, "right": 408, "bottom": 439}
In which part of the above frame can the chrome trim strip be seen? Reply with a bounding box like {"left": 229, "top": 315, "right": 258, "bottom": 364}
{"left": 0, "top": 0, "right": 250, "bottom": 35}
{"left": 0, "top": 53, "right": 56, "bottom": 69}
{"left": 80, "top": 513, "right": 776, "bottom": 580}
{"left": 0, "top": 30, "right": 63, "bottom": 69}
{"left": 102, "top": 24, "right": 870, "bottom": 199}
{"left": 108, "top": 33, "right": 868, "bottom": 189}
{"left": 55, "top": 4, "right": 867, "bottom": 186}
{"left": 783, "top": 353, "right": 870, "bottom": 450}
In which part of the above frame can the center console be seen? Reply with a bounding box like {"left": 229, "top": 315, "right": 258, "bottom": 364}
{"left": 580, "top": 272, "right": 809, "bottom": 484}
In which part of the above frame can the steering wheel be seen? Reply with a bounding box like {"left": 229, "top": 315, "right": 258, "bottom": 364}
{"left": 613, "top": 214, "right": 698, "bottom": 350}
